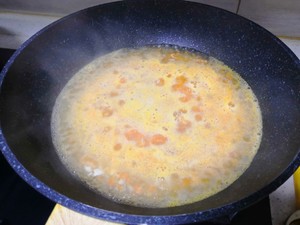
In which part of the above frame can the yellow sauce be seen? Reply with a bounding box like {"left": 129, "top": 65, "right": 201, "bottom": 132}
{"left": 51, "top": 47, "right": 262, "bottom": 207}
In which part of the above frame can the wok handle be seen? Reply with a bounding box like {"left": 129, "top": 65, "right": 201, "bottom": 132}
{"left": 294, "top": 167, "right": 300, "bottom": 209}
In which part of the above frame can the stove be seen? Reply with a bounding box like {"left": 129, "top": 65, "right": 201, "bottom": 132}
{"left": 0, "top": 48, "right": 273, "bottom": 225}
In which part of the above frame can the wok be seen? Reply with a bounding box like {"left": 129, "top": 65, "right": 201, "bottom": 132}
{"left": 0, "top": 0, "right": 300, "bottom": 224}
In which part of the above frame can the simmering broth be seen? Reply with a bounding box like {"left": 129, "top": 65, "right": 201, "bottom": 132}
{"left": 51, "top": 47, "right": 262, "bottom": 207}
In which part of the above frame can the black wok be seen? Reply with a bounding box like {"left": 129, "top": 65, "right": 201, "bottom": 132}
{"left": 0, "top": 1, "right": 300, "bottom": 224}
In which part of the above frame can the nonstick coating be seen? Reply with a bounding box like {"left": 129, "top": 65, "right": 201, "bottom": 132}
{"left": 0, "top": 1, "right": 300, "bottom": 224}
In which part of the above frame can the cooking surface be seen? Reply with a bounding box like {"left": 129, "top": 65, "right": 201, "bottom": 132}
{"left": 0, "top": 48, "right": 273, "bottom": 225}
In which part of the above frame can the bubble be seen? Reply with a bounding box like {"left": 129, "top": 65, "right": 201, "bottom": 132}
{"left": 158, "top": 177, "right": 165, "bottom": 182}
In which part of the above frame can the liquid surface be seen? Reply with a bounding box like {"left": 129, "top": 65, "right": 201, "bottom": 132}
{"left": 51, "top": 47, "right": 262, "bottom": 208}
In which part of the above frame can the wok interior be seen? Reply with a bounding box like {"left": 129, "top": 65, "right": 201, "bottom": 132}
{"left": 1, "top": 0, "right": 300, "bottom": 216}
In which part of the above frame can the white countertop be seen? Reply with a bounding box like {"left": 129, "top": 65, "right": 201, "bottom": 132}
{"left": 0, "top": 10, "right": 299, "bottom": 225}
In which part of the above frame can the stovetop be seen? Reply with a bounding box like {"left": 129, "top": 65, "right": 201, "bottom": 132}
{"left": 0, "top": 48, "right": 273, "bottom": 225}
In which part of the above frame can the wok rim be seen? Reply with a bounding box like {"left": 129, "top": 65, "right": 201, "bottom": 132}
{"left": 0, "top": 0, "right": 300, "bottom": 224}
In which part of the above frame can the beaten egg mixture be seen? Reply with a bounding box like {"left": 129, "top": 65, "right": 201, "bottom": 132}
{"left": 51, "top": 47, "right": 262, "bottom": 207}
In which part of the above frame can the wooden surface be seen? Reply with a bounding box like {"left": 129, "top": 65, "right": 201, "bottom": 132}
{"left": 45, "top": 204, "right": 123, "bottom": 225}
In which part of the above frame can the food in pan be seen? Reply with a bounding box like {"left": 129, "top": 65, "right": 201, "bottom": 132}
{"left": 51, "top": 46, "right": 262, "bottom": 207}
